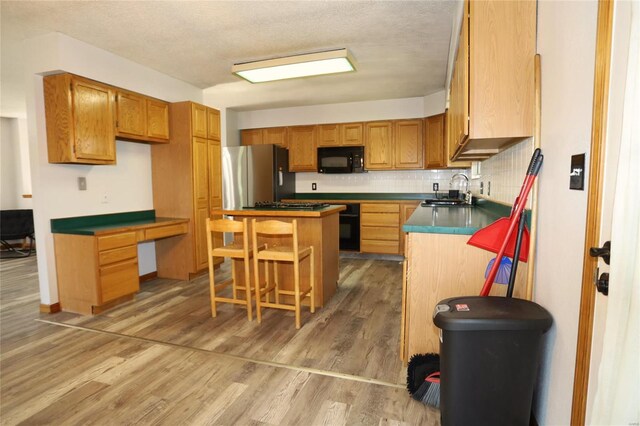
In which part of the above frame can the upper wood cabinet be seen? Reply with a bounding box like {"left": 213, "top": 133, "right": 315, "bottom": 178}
{"left": 449, "top": 0, "right": 536, "bottom": 160}
{"left": 288, "top": 125, "right": 317, "bottom": 172}
{"left": 364, "top": 121, "right": 394, "bottom": 170}
{"left": 425, "top": 114, "right": 446, "bottom": 168}
{"left": 317, "top": 122, "right": 364, "bottom": 147}
{"left": 207, "top": 108, "right": 221, "bottom": 140}
{"left": 241, "top": 127, "right": 287, "bottom": 147}
{"left": 44, "top": 74, "right": 116, "bottom": 165}
{"left": 394, "top": 120, "right": 423, "bottom": 169}
{"left": 191, "top": 103, "right": 208, "bottom": 139}
{"left": 114, "top": 90, "right": 169, "bottom": 144}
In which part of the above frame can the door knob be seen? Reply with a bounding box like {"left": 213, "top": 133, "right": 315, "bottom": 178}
{"left": 589, "top": 241, "right": 611, "bottom": 265}
{"left": 596, "top": 272, "right": 609, "bottom": 296}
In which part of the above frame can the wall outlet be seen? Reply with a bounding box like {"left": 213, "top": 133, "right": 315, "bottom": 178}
{"left": 101, "top": 192, "right": 109, "bottom": 204}
{"left": 78, "top": 177, "right": 87, "bottom": 191}
{"left": 433, "top": 183, "right": 439, "bottom": 191}
{"left": 312, "top": 183, "right": 317, "bottom": 191}
{"left": 488, "top": 181, "right": 491, "bottom": 196}
{"left": 480, "top": 182, "right": 484, "bottom": 195}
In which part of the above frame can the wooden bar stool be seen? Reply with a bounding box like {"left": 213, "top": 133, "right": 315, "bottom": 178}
{"left": 206, "top": 218, "right": 262, "bottom": 321}
{"left": 251, "top": 219, "right": 315, "bottom": 329}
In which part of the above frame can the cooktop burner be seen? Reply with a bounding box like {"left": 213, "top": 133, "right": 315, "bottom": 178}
{"left": 248, "top": 201, "right": 331, "bottom": 210}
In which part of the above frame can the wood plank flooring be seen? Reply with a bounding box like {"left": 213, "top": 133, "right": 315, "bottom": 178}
{"left": 0, "top": 255, "right": 440, "bottom": 425}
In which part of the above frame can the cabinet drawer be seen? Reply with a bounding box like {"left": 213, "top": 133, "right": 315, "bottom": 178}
{"left": 361, "top": 226, "right": 399, "bottom": 241}
{"left": 99, "top": 245, "right": 137, "bottom": 266}
{"left": 361, "top": 213, "right": 399, "bottom": 227}
{"left": 361, "top": 240, "right": 400, "bottom": 254}
{"left": 97, "top": 232, "right": 137, "bottom": 251}
{"left": 144, "top": 223, "right": 188, "bottom": 241}
{"left": 99, "top": 259, "right": 139, "bottom": 303}
{"left": 361, "top": 203, "right": 400, "bottom": 214}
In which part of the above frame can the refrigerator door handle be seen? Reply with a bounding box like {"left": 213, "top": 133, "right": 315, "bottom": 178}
{"left": 278, "top": 168, "right": 284, "bottom": 186}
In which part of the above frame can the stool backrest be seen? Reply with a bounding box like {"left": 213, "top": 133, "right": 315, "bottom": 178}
{"left": 206, "top": 218, "right": 249, "bottom": 256}
{"left": 252, "top": 219, "right": 299, "bottom": 260}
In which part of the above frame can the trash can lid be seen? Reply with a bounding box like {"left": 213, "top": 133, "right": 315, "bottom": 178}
{"left": 433, "top": 296, "right": 553, "bottom": 332}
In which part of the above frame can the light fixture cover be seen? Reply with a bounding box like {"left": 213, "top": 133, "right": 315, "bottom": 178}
{"left": 232, "top": 49, "right": 355, "bottom": 83}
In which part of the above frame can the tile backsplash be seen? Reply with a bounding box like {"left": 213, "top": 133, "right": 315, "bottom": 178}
{"left": 469, "top": 138, "right": 534, "bottom": 206}
{"left": 295, "top": 169, "right": 470, "bottom": 193}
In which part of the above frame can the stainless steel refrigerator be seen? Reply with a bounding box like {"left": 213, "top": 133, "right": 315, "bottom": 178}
{"left": 222, "top": 145, "right": 295, "bottom": 210}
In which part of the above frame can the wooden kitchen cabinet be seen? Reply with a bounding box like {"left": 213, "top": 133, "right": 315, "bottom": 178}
{"left": 318, "top": 122, "right": 364, "bottom": 147}
{"left": 44, "top": 73, "right": 116, "bottom": 164}
{"left": 151, "top": 102, "right": 223, "bottom": 279}
{"left": 399, "top": 202, "right": 420, "bottom": 255}
{"left": 394, "top": 119, "right": 424, "bottom": 169}
{"left": 115, "top": 90, "right": 170, "bottom": 143}
{"left": 288, "top": 125, "right": 317, "bottom": 172}
{"left": 425, "top": 114, "right": 446, "bottom": 168}
{"left": 241, "top": 129, "right": 263, "bottom": 145}
{"left": 241, "top": 127, "right": 288, "bottom": 147}
{"left": 448, "top": 0, "right": 536, "bottom": 161}
{"left": 360, "top": 203, "right": 400, "bottom": 254}
{"left": 364, "top": 121, "right": 394, "bottom": 170}
{"left": 207, "top": 108, "right": 221, "bottom": 140}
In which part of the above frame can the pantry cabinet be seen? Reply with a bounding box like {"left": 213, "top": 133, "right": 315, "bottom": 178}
{"left": 151, "top": 101, "right": 223, "bottom": 279}
{"left": 44, "top": 74, "right": 116, "bottom": 164}
{"left": 288, "top": 125, "right": 318, "bottom": 172}
{"left": 448, "top": 0, "right": 536, "bottom": 160}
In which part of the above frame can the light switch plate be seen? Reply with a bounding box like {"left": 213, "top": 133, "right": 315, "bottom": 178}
{"left": 570, "top": 154, "right": 585, "bottom": 190}
{"left": 78, "top": 177, "right": 87, "bottom": 191}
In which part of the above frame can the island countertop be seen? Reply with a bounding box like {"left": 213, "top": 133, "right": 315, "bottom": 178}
{"left": 211, "top": 205, "right": 345, "bottom": 218}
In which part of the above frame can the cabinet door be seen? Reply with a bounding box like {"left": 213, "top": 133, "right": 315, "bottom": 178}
{"left": 71, "top": 77, "right": 116, "bottom": 162}
{"left": 318, "top": 124, "right": 341, "bottom": 147}
{"left": 400, "top": 202, "right": 420, "bottom": 255}
{"left": 241, "top": 129, "right": 263, "bottom": 145}
{"left": 208, "top": 139, "right": 222, "bottom": 207}
{"left": 448, "top": 0, "right": 469, "bottom": 159}
{"left": 288, "top": 126, "right": 317, "bottom": 172}
{"left": 394, "top": 119, "right": 424, "bottom": 169}
{"left": 263, "top": 127, "right": 288, "bottom": 147}
{"left": 192, "top": 137, "right": 210, "bottom": 271}
{"left": 341, "top": 122, "right": 364, "bottom": 146}
{"left": 364, "top": 121, "right": 393, "bottom": 170}
{"left": 425, "top": 114, "right": 446, "bottom": 168}
{"left": 207, "top": 108, "right": 221, "bottom": 140}
{"left": 146, "top": 99, "right": 170, "bottom": 141}
{"left": 191, "top": 103, "right": 208, "bottom": 138}
{"left": 115, "top": 90, "right": 145, "bottom": 138}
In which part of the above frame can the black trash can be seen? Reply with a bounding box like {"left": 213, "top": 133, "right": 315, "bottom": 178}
{"left": 433, "top": 296, "right": 552, "bottom": 426}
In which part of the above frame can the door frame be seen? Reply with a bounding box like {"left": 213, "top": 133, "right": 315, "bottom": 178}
{"left": 570, "top": 0, "right": 614, "bottom": 424}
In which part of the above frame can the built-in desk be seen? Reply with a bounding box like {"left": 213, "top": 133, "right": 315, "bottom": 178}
{"left": 51, "top": 210, "right": 188, "bottom": 314}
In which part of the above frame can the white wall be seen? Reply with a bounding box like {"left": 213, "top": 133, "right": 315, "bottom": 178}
{"left": 533, "top": 2, "right": 598, "bottom": 425}
{"left": 0, "top": 117, "right": 33, "bottom": 210}
{"left": 25, "top": 33, "right": 202, "bottom": 305}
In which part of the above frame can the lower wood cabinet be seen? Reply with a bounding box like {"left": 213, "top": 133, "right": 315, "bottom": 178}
{"left": 360, "top": 203, "right": 400, "bottom": 254}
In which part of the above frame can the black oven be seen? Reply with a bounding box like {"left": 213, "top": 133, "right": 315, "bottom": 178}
{"left": 318, "top": 146, "right": 365, "bottom": 174}
{"left": 339, "top": 203, "right": 360, "bottom": 251}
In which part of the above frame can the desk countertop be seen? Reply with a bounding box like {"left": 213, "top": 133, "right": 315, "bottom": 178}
{"left": 51, "top": 210, "right": 188, "bottom": 236}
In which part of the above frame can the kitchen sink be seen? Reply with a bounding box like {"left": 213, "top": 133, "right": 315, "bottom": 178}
{"left": 421, "top": 198, "right": 469, "bottom": 207}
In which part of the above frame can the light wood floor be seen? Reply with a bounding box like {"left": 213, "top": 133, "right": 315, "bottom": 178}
{"left": 0, "top": 255, "right": 440, "bottom": 425}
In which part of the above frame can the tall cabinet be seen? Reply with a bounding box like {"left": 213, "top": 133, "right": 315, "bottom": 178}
{"left": 151, "top": 102, "right": 222, "bottom": 280}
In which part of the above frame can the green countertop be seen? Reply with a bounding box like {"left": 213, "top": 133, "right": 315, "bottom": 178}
{"left": 402, "top": 199, "right": 530, "bottom": 235}
{"left": 294, "top": 193, "right": 433, "bottom": 201}
{"left": 51, "top": 210, "right": 186, "bottom": 236}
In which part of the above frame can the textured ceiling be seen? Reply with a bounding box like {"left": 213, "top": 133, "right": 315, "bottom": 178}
{"left": 1, "top": 1, "right": 456, "bottom": 111}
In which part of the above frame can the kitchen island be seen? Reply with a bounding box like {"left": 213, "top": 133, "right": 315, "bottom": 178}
{"left": 211, "top": 205, "right": 345, "bottom": 307}
{"left": 401, "top": 200, "right": 529, "bottom": 360}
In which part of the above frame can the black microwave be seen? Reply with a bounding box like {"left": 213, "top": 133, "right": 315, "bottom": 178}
{"left": 317, "top": 146, "right": 365, "bottom": 174}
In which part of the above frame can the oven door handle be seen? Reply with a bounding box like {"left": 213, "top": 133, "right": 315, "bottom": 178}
{"left": 340, "top": 214, "right": 360, "bottom": 218}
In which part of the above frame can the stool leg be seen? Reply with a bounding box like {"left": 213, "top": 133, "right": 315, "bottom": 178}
{"left": 231, "top": 260, "right": 238, "bottom": 300}
{"left": 208, "top": 256, "right": 218, "bottom": 318}
{"left": 274, "top": 261, "right": 280, "bottom": 305}
{"left": 293, "top": 257, "right": 301, "bottom": 329}
{"left": 253, "top": 257, "right": 262, "bottom": 324}
{"left": 265, "top": 260, "right": 271, "bottom": 303}
{"left": 310, "top": 247, "right": 315, "bottom": 314}
{"left": 244, "top": 256, "right": 253, "bottom": 321}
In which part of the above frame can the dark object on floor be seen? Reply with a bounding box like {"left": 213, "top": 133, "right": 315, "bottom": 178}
{"left": 1, "top": 210, "right": 35, "bottom": 258}
{"left": 406, "top": 353, "right": 440, "bottom": 408}
{"left": 434, "top": 296, "right": 552, "bottom": 426}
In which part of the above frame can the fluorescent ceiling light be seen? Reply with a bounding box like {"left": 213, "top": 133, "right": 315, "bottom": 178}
{"left": 232, "top": 49, "right": 355, "bottom": 83}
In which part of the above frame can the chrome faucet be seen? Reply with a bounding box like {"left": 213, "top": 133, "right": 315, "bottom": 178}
{"left": 450, "top": 173, "right": 472, "bottom": 204}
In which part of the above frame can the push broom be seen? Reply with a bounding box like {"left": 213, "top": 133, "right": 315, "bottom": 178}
{"left": 407, "top": 148, "right": 543, "bottom": 407}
